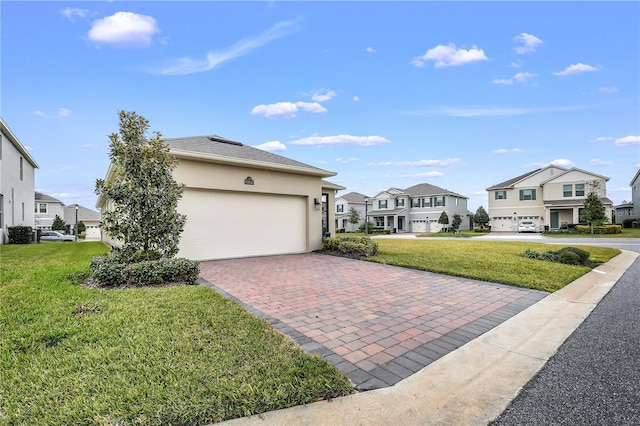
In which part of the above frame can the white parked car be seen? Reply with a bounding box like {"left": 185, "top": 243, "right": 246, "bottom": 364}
{"left": 517, "top": 221, "right": 537, "bottom": 233}
{"left": 40, "top": 231, "right": 76, "bottom": 242}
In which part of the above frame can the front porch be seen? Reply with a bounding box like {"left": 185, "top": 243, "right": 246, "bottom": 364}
{"left": 366, "top": 208, "right": 408, "bottom": 233}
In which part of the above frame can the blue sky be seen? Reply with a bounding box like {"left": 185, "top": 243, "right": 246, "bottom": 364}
{"left": 2, "top": 1, "right": 639, "bottom": 212}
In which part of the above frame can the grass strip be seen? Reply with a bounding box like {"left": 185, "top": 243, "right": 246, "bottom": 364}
{"left": 0, "top": 242, "right": 352, "bottom": 425}
{"left": 366, "top": 239, "right": 620, "bottom": 292}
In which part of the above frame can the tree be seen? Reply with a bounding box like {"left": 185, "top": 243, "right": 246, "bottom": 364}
{"left": 473, "top": 206, "right": 490, "bottom": 229}
{"left": 52, "top": 215, "right": 66, "bottom": 232}
{"left": 78, "top": 221, "right": 86, "bottom": 234}
{"left": 581, "top": 192, "right": 607, "bottom": 234}
{"left": 95, "top": 111, "right": 187, "bottom": 259}
{"left": 451, "top": 213, "right": 462, "bottom": 233}
{"left": 347, "top": 207, "right": 361, "bottom": 231}
{"left": 437, "top": 211, "right": 449, "bottom": 231}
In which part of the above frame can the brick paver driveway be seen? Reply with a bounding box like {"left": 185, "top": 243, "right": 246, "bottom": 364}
{"left": 199, "top": 253, "right": 546, "bottom": 390}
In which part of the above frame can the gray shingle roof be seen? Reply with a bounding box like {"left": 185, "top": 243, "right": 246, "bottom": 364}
{"left": 543, "top": 197, "right": 613, "bottom": 207}
{"left": 63, "top": 205, "right": 101, "bottom": 222}
{"left": 402, "top": 183, "right": 467, "bottom": 199}
{"left": 338, "top": 192, "right": 371, "bottom": 203}
{"left": 35, "top": 192, "right": 63, "bottom": 204}
{"left": 164, "top": 135, "right": 334, "bottom": 176}
{"left": 322, "top": 180, "right": 346, "bottom": 190}
{"left": 486, "top": 168, "right": 542, "bottom": 190}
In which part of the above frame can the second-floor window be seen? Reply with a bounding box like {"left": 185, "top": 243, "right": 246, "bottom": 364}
{"left": 422, "top": 198, "right": 432, "bottom": 207}
{"left": 35, "top": 203, "right": 47, "bottom": 213}
{"left": 411, "top": 198, "right": 420, "bottom": 208}
{"left": 435, "top": 197, "right": 445, "bottom": 207}
{"left": 519, "top": 189, "right": 536, "bottom": 201}
{"left": 396, "top": 198, "right": 405, "bottom": 207}
{"left": 336, "top": 204, "right": 344, "bottom": 213}
{"left": 378, "top": 200, "right": 388, "bottom": 209}
{"left": 563, "top": 184, "right": 572, "bottom": 197}
{"left": 20, "top": 157, "right": 24, "bottom": 181}
{"left": 575, "top": 184, "right": 585, "bottom": 196}
{"left": 495, "top": 191, "right": 507, "bottom": 200}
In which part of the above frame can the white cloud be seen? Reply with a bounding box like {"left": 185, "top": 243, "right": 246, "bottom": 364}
{"left": 253, "top": 141, "right": 287, "bottom": 151}
{"left": 399, "top": 171, "right": 445, "bottom": 178}
{"left": 61, "top": 7, "right": 89, "bottom": 21}
{"left": 58, "top": 108, "right": 72, "bottom": 117}
{"left": 615, "top": 135, "right": 640, "bottom": 146}
{"left": 82, "top": 144, "right": 100, "bottom": 149}
{"left": 514, "top": 33, "right": 543, "bottom": 54}
{"left": 290, "top": 135, "right": 390, "bottom": 147}
{"left": 550, "top": 158, "right": 576, "bottom": 167}
{"left": 335, "top": 157, "right": 360, "bottom": 163}
{"left": 492, "top": 79, "right": 513, "bottom": 86}
{"left": 366, "top": 46, "right": 376, "bottom": 53}
{"left": 24, "top": 145, "right": 34, "bottom": 152}
{"left": 592, "top": 136, "right": 614, "bottom": 142}
{"left": 552, "top": 63, "right": 600, "bottom": 76}
{"left": 251, "top": 101, "right": 326, "bottom": 118}
{"left": 508, "top": 61, "right": 522, "bottom": 68}
{"left": 311, "top": 89, "right": 336, "bottom": 102}
{"left": 411, "top": 43, "right": 487, "bottom": 68}
{"left": 368, "top": 158, "right": 461, "bottom": 167}
{"left": 407, "top": 105, "right": 587, "bottom": 117}
{"left": 33, "top": 110, "right": 46, "bottom": 117}
{"left": 492, "top": 72, "right": 537, "bottom": 85}
{"left": 590, "top": 159, "right": 614, "bottom": 166}
{"left": 599, "top": 87, "right": 618, "bottom": 93}
{"left": 492, "top": 148, "right": 521, "bottom": 153}
{"left": 352, "top": 96, "right": 360, "bottom": 102}
{"left": 88, "top": 12, "right": 160, "bottom": 48}
{"left": 161, "top": 20, "right": 297, "bottom": 75}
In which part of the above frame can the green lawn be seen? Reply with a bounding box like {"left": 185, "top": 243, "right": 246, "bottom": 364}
{"left": 543, "top": 227, "right": 640, "bottom": 238}
{"left": 0, "top": 242, "right": 352, "bottom": 425}
{"left": 367, "top": 239, "right": 620, "bottom": 292}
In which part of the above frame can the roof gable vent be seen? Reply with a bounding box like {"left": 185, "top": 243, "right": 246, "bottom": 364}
{"left": 208, "top": 136, "right": 243, "bottom": 147}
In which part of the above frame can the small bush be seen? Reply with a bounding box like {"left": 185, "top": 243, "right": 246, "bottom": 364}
{"left": 90, "top": 255, "right": 200, "bottom": 287}
{"left": 577, "top": 224, "right": 622, "bottom": 234}
{"left": 8, "top": 226, "right": 33, "bottom": 244}
{"left": 558, "top": 250, "right": 581, "bottom": 265}
{"left": 558, "top": 247, "right": 589, "bottom": 264}
{"left": 322, "top": 234, "right": 378, "bottom": 258}
{"left": 622, "top": 218, "right": 637, "bottom": 228}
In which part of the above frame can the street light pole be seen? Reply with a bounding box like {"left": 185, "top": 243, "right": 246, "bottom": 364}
{"left": 364, "top": 196, "right": 369, "bottom": 236}
{"left": 75, "top": 204, "right": 79, "bottom": 242}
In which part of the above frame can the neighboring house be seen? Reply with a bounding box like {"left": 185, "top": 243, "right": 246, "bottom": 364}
{"left": 96, "top": 134, "right": 342, "bottom": 261}
{"left": 63, "top": 205, "right": 102, "bottom": 240}
{"left": 486, "top": 165, "right": 613, "bottom": 232}
{"left": 630, "top": 169, "right": 640, "bottom": 219}
{"left": 612, "top": 201, "right": 633, "bottom": 224}
{"left": 34, "top": 192, "right": 65, "bottom": 231}
{"left": 366, "top": 183, "right": 469, "bottom": 233}
{"left": 335, "top": 191, "right": 371, "bottom": 232}
{"left": 1, "top": 118, "right": 39, "bottom": 243}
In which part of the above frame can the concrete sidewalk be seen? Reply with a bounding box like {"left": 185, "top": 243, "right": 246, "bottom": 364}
{"left": 219, "top": 250, "right": 638, "bottom": 426}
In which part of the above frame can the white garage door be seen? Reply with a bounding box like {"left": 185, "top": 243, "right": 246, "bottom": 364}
{"left": 411, "top": 220, "right": 426, "bottom": 233}
{"left": 491, "top": 218, "right": 516, "bottom": 232}
{"left": 179, "top": 189, "right": 307, "bottom": 260}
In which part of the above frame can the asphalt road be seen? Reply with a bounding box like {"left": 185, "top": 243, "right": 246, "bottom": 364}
{"left": 490, "top": 253, "right": 640, "bottom": 425}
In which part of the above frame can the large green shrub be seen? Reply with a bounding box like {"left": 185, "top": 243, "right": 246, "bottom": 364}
{"left": 522, "top": 246, "right": 591, "bottom": 266}
{"left": 90, "top": 255, "right": 200, "bottom": 287}
{"left": 7, "top": 226, "right": 33, "bottom": 244}
{"left": 322, "top": 234, "right": 378, "bottom": 258}
{"left": 557, "top": 250, "right": 581, "bottom": 265}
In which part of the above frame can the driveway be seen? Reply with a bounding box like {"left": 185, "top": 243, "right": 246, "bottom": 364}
{"left": 199, "top": 253, "right": 546, "bottom": 390}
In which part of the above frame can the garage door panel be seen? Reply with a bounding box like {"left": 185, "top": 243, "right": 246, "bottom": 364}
{"left": 179, "top": 189, "right": 306, "bottom": 260}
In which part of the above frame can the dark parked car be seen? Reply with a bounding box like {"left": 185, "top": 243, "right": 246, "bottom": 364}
{"left": 40, "top": 231, "right": 76, "bottom": 242}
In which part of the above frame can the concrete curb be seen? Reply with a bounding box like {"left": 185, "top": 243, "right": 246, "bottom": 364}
{"left": 218, "top": 250, "right": 638, "bottom": 426}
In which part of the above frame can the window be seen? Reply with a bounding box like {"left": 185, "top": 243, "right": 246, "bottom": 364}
{"left": 435, "top": 197, "right": 445, "bottom": 207}
{"left": 563, "top": 184, "right": 572, "bottom": 197}
{"left": 21, "top": 202, "right": 24, "bottom": 221}
{"left": 495, "top": 191, "right": 507, "bottom": 200}
{"left": 575, "top": 184, "right": 585, "bottom": 197}
{"left": 396, "top": 198, "right": 405, "bottom": 207}
{"left": 378, "top": 200, "right": 388, "bottom": 209}
{"left": 342, "top": 219, "right": 347, "bottom": 228}
{"left": 35, "top": 203, "right": 47, "bottom": 213}
{"left": 519, "top": 189, "right": 536, "bottom": 201}
{"left": 336, "top": 204, "right": 344, "bottom": 213}
{"left": 411, "top": 198, "right": 420, "bottom": 208}
{"left": 422, "top": 198, "right": 432, "bottom": 208}
{"left": 20, "top": 157, "right": 24, "bottom": 181}
{"left": 375, "top": 217, "right": 384, "bottom": 227}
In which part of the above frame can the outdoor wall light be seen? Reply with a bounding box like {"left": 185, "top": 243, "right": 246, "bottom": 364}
{"left": 314, "top": 198, "right": 321, "bottom": 210}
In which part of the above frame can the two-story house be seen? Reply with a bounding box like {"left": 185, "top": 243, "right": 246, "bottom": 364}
{"left": 335, "top": 191, "right": 371, "bottom": 232}
{"left": 63, "top": 204, "right": 102, "bottom": 239}
{"left": 34, "top": 192, "right": 66, "bottom": 231}
{"left": 366, "top": 183, "right": 469, "bottom": 233}
{"left": 1, "top": 118, "right": 39, "bottom": 243}
{"left": 486, "top": 165, "right": 613, "bottom": 232}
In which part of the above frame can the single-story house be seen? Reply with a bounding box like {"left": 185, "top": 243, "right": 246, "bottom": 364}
{"left": 63, "top": 204, "right": 102, "bottom": 239}
{"left": 97, "top": 134, "right": 342, "bottom": 261}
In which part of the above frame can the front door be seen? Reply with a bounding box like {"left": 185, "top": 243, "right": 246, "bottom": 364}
{"left": 398, "top": 216, "right": 404, "bottom": 231}
{"left": 550, "top": 212, "right": 559, "bottom": 229}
